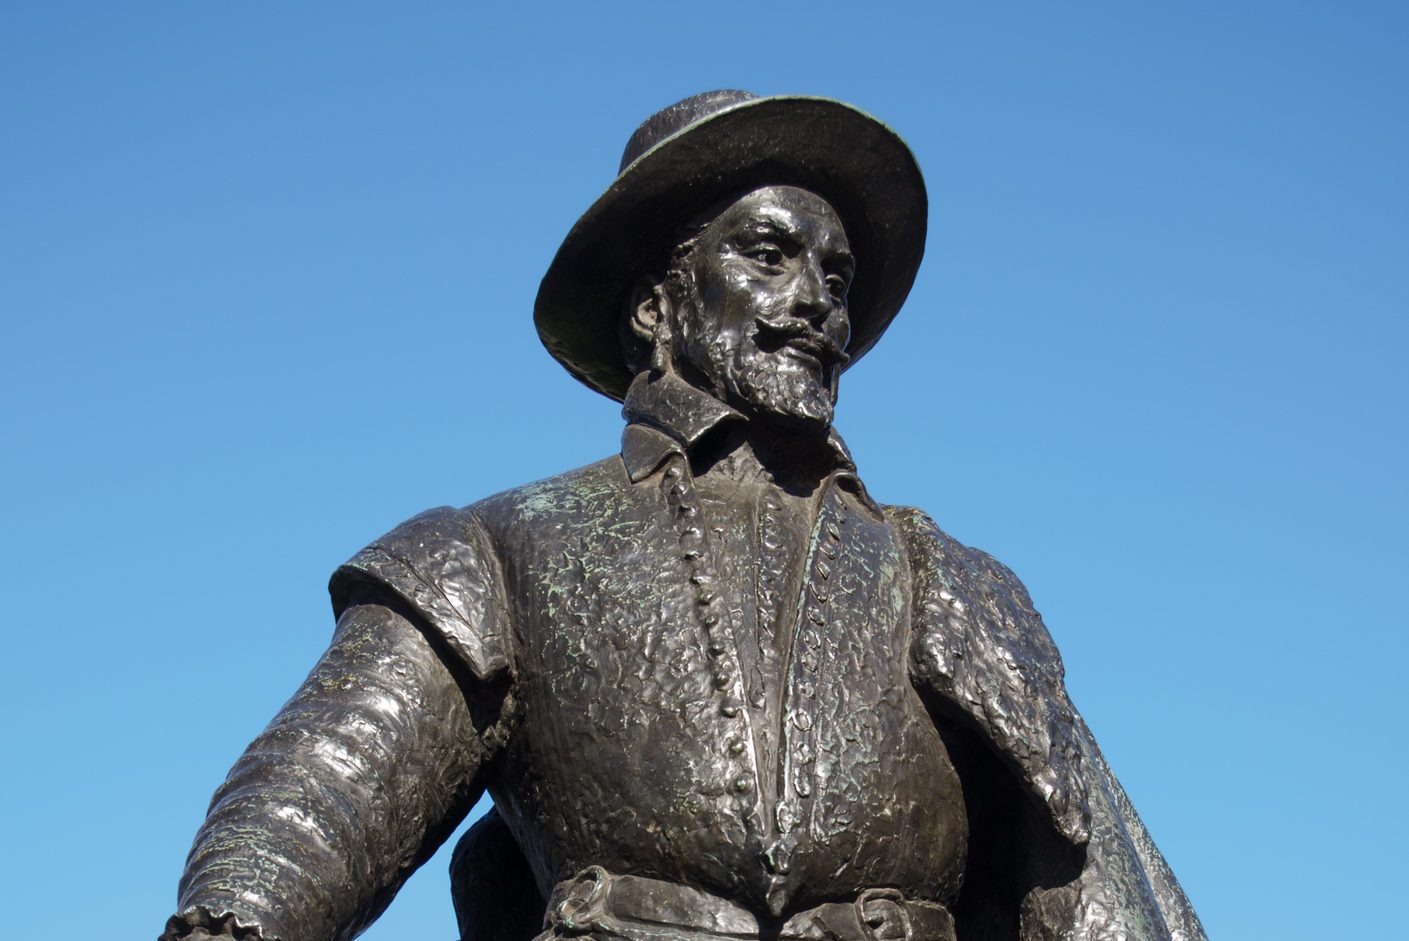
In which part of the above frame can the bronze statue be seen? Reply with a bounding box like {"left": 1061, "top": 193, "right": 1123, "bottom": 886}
{"left": 161, "top": 92, "right": 1205, "bottom": 941}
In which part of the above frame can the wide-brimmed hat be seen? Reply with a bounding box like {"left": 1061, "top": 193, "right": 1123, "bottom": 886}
{"left": 534, "top": 90, "right": 927, "bottom": 401}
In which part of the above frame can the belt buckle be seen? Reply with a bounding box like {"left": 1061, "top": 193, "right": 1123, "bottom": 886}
{"left": 550, "top": 865, "right": 610, "bottom": 936}
{"left": 855, "top": 888, "right": 911, "bottom": 941}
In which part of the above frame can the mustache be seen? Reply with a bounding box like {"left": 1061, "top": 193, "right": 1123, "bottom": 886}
{"left": 754, "top": 315, "right": 851, "bottom": 367}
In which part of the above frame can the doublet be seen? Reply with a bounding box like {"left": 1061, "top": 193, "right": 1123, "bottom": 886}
{"left": 334, "top": 375, "right": 970, "bottom": 915}
{"left": 171, "top": 372, "right": 1206, "bottom": 941}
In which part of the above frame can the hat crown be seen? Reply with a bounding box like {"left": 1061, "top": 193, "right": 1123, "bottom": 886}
{"left": 619, "top": 90, "right": 758, "bottom": 173}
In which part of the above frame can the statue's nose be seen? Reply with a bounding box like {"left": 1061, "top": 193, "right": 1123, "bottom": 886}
{"left": 792, "top": 259, "right": 832, "bottom": 323}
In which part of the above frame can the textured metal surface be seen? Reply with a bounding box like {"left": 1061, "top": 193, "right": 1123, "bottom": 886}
{"left": 161, "top": 92, "right": 1204, "bottom": 941}
{"left": 459, "top": 420, "right": 969, "bottom": 917}
{"left": 168, "top": 594, "right": 507, "bottom": 941}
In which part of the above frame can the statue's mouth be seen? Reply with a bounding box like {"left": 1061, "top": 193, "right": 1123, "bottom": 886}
{"left": 782, "top": 343, "right": 824, "bottom": 370}
{"left": 755, "top": 315, "right": 850, "bottom": 370}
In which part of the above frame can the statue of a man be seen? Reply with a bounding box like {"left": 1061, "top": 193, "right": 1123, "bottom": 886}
{"left": 161, "top": 92, "right": 1205, "bottom": 941}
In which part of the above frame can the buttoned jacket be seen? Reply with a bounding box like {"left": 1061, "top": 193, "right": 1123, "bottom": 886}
{"left": 172, "top": 374, "right": 1205, "bottom": 941}
{"left": 326, "top": 374, "right": 1205, "bottom": 941}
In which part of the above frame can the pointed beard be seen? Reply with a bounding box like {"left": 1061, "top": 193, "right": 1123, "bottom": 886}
{"left": 723, "top": 355, "right": 837, "bottom": 429}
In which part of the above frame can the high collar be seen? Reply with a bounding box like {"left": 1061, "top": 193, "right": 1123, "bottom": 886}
{"left": 619, "top": 370, "right": 876, "bottom": 512}
{"left": 621, "top": 368, "right": 743, "bottom": 455}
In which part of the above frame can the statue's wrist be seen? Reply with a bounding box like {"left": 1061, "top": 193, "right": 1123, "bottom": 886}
{"left": 159, "top": 906, "right": 270, "bottom": 941}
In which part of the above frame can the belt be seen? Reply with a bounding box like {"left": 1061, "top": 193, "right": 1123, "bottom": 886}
{"left": 544, "top": 867, "right": 956, "bottom": 941}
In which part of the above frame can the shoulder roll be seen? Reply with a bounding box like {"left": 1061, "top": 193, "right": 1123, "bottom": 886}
{"left": 328, "top": 506, "right": 510, "bottom": 682}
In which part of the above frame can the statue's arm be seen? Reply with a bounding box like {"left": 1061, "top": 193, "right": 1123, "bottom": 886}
{"left": 161, "top": 591, "right": 500, "bottom": 941}
{"left": 162, "top": 506, "right": 514, "bottom": 941}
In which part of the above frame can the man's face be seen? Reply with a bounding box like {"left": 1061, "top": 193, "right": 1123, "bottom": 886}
{"left": 668, "top": 185, "right": 854, "bottom": 431}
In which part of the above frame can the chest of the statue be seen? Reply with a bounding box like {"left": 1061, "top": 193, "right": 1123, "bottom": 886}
{"left": 491, "top": 465, "right": 965, "bottom": 911}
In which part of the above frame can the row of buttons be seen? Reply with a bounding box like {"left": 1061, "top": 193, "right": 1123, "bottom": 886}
{"left": 661, "top": 459, "right": 754, "bottom": 794}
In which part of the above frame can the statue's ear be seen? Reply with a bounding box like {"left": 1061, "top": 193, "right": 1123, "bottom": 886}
{"left": 627, "top": 277, "right": 666, "bottom": 345}
{"left": 622, "top": 277, "right": 675, "bottom": 376}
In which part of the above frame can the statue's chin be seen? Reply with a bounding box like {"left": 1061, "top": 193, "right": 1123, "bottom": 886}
{"left": 729, "top": 370, "right": 836, "bottom": 436}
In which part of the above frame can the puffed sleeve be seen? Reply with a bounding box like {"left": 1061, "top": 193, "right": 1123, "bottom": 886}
{"left": 163, "top": 506, "right": 513, "bottom": 941}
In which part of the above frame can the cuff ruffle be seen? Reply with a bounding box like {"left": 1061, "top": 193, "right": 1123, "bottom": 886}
{"left": 159, "top": 906, "right": 274, "bottom": 941}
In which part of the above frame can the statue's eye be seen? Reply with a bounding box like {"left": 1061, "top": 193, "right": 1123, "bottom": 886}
{"left": 746, "top": 246, "right": 785, "bottom": 268}
{"left": 826, "top": 275, "right": 849, "bottom": 299}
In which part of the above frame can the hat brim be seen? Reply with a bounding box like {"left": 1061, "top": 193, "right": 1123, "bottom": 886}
{"left": 534, "top": 95, "right": 927, "bottom": 402}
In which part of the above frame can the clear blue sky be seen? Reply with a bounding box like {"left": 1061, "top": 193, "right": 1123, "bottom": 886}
{"left": 3, "top": 4, "right": 1405, "bottom": 939}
